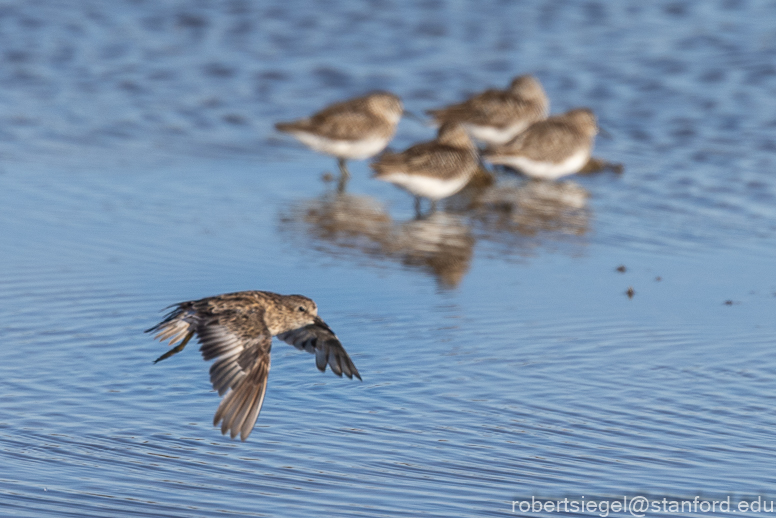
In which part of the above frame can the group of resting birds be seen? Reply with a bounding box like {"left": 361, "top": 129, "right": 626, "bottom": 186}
{"left": 275, "top": 74, "right": 600, "bottom": 214}
{"left": 147, "top": 75, "right": 604, "bottom": 442}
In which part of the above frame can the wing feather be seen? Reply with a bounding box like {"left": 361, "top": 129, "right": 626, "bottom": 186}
{"left": 278, "top": 324, "right": 361, "bottom": 381}
{"left": 493, "top": 120, "right": 585, "bottom": 162}
{"left": 213, "top": 356, "right": 270, "bottom": 441}
{"left": 148, "top": 294, "right": 273, "bottom": 440}
{"left": 277, "top": 96, "right": 388, "bottom": 141}
{"left": 372, "top": 143, "right": 476, "bottom": 180}
{"left": 429, "top": 90, "right": 544, "bottom": 128}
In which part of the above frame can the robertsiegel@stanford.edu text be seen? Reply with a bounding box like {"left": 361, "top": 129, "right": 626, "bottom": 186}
{"left": 511, "top": 496, "right": 774, "bottom": 516}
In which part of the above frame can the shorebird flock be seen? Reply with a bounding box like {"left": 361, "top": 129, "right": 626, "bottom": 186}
{"left": 275, "top": 74, "right": 604, "bottom": 214}
{"left": 149, "top": 74, "right": 615, "bottom": 441}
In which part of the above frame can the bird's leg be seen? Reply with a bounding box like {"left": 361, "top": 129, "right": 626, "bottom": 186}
{"left": 338, "top": 158, "right": 350, "bottom": 178}
{"left": 337, "top": 175, "right": 349, "bottom": 193}
{"left": 153, "top": 331, "right": 194, "bottom": 364}
{"left": 430, "top": 199, "right": 437, "bottom": 214}
{"left": 337, "top": 158, "right": 350, "bottom": 193}
{"left": 414, "top": 196, "right": 422, "bottom": 219}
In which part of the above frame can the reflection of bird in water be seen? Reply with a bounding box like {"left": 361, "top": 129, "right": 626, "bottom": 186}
{"left": 275, "top": 91, "right": 403, "bottom": 189}
{"left": 290, "top": 192, "right": 393, "bottom": 255}
{"left": 280, "top": 194, "right": 475, "bottom": 289}
{"left": 483, "top": 108, "right": 598, "bottom": 180}
{"left": 385, "top": 211, "right": 475, "bottom": 288}
{"left": 472, "top": 180, "right": 590, "bottom": 239}
{"left": 147, "top": 291, "right": 360, "bottom": 441}
{"left": 426, "top": 75, "right": 549, "bottom": 146}
{"left": 371, "top": 123, "right": 479, "bottom": 216}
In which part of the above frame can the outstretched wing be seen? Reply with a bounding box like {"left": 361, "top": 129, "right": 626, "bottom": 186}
{"left": 277, "top": 323, "right": 362, "bottom": 381}
{"left": 211, "top": 344, "right": 270, "bottom": 441}
{"left": 147, "top": 294, "right": 274, "bottom": 441}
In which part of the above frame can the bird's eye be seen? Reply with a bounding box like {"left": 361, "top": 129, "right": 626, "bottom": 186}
{"left": 298, "top": 306, "right": 306, "bottom": 312}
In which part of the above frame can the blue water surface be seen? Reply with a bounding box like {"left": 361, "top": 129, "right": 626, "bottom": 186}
{"left": 1, "top": 1, "right": 775, "bottom": 517}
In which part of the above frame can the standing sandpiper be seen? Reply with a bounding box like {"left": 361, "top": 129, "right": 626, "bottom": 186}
{"left": 371, "top": 123, "right": 479, "bottom": 216}
{"left": 147, "top": 291, "right": 361, "bottom": 441}
{"left": 483, "top": 108, "right": 599, "bottom": 180}
{"left": 275, "top": 91, "right": 403, "bottom": 188}
{"left": 426, "top": 75, "right": 549, "bottom": 146}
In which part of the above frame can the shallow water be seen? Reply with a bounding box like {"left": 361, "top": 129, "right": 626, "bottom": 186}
{"left": 2, "top": 1, "right": 776, "bottom": 517}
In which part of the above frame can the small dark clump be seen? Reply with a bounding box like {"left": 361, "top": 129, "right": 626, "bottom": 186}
{"left": 655, "top": 276, "right": 662, "bottom": 282}
{"left": 723, "top": 300, "right": 734, "bottom": 306}
{"left": 626, "top": 287, "right": 635, "bottom": 299}
{"left": 616, "top": 265, "right": 626, "bottom": 273}
{"left": 609, "top": 162, "right": 625, "bottom": 174}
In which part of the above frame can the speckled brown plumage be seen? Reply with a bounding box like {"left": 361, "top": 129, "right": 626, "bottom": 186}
{"left": 426, "top": 75, "right": 549, "bottom": 139}
{"left": 275, "top": 91, "right": 403, "bottom": 148}
{"left": 372, "top": 123, "right": 478, "bottom": 181}
{"left": 486, "top": 108, "right": 598, "bottom": 163}
{"left": 147, "top": 291, "right": 360, "bottom": 441}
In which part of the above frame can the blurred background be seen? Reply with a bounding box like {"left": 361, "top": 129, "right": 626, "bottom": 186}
{"left": 1, "top": 1, "right": 775, "bottom": 517}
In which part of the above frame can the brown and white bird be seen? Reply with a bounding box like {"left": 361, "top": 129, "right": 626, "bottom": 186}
{"left": 483, "top": 108, "right": 599, "bottom": 180}
{"left": 275, "top": 91, "right": 403, "bottom": 180}
{"left": 371, "top": 123, "right": 479, "bottom": 215}
{"left": 426, "top": 75, "right": 549, "bottom": 146}
{"left": 147, "top": 291, "right": 360, "bottom": 441}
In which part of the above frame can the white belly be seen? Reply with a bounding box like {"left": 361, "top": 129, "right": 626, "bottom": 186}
{"left": 290, "top": 131, "right": 391, "bottom": 160}
{"left": 464, "top": 121, "right": 531, "bottom": 146}
{"left": 487, "top": 148, "right": 590, "bottom": 180}
{"left": 377, "top": 172, "right": 472, "bottom": 200}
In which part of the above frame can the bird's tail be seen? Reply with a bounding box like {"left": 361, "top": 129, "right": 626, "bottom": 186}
{"left": 370, "top": 152, "right": 401, "bottom": 178}
{"left": 274, "top": 120, "right": 308, "bottom": 133}
{"left": 146, "top": 303, "right": 196, "bottom": 363}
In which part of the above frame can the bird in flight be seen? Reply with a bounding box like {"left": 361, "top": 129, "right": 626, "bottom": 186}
{"left": 147, "top": 290, "right": 361, "bottom": 441}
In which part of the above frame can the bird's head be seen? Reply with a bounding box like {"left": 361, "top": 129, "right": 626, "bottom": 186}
{"left": 437, "top": 122, "right": 475, "bottom": 151}
{"left": 269, "top": 295, "right": 329, "bottom": 335}
{"left": 366, "top": 91, "right": 404, "bottom": 124}
{"left": 509, "top": 75, "right": 548, "bottom": 105}
{"left": 565, "top": 108, "right": 598, "bottom": 137}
